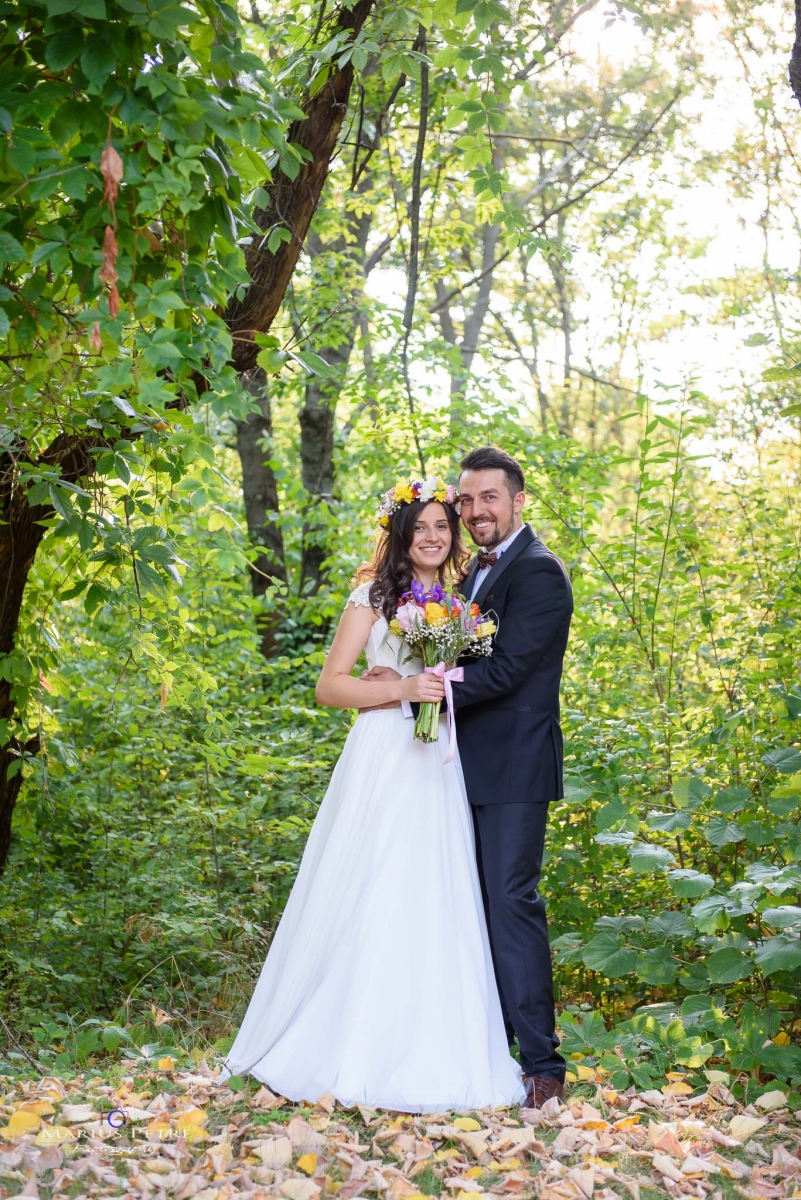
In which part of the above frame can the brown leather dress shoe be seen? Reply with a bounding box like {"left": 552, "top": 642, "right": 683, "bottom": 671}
{"left": 522, "top": 1075, "right": 565, "bottom": 1108}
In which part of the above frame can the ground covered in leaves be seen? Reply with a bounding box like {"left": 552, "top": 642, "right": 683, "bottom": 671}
{"left": 1, "top": 1061, "right": 799, "bottom": 1200}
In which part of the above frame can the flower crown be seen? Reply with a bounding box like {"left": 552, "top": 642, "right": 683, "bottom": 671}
{"left": 376, "top": 476, "right": 458, "bottom": 528}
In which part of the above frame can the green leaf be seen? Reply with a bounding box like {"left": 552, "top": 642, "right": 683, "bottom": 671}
{"left": 636, "top": 946, "right": 679, "bottom": 985}
{"left": 291, "top": 349, "right": 339, "bottom": 379}
{"left": 0, "top": 308, "right": 9, "bottom": 338}
{"left": 761, "top": 906, "right": 801, "bottom": 931}
{"left": 763, "top": 747, "right": 801, "bottom": 774}
{"left": 691, "top": 895, "right": 735, "bottom": 934}
{"left": 582, "top": 933, "right": 637, "bottom": 978}
{"left": 762, "top": 364, "right": 801, "bottom": 382}
{"left": 714, "top": 786, "right": 751, "bottom": 814}
{"left": 668, "top": 869, "right": 715, "bottom": 898}
{"left": 628, "top": 842, "right": 675, "bottom": 872}
{"left": 649, "top": 912, "right": 695, "bottom": 939}
{"left": 704, "top": 817, "right": 745, "bottom": 847}
{"left": 673, "top": 777, "right": 711, "bottom": 809}
{"left": 781, "top": 403, "right": 801, "bottom": 418}
{"left": 80, "top": 36, "right": 117, "bottom": 87}
{"left": 0, "top": 231, "right": 25, "bottom": 263}
{"left": 706, "top": 947, "right": 753, "bottom": 985}
{"left": 753, "top": 935, "right": 801, "bottom": 977}
{"left": 45, "top": 27, "right": 84, "bottom": 70}
{"left": 646, "top": 809, "right": 692, "bottom": 833}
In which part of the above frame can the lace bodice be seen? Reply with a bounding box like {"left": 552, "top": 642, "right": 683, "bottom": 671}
{"left": 346, "top": 583, "right": 423, "bottom": 676}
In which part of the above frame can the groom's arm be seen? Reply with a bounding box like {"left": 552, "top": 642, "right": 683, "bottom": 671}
{"left": 451, "top": 557, "right": 572, "bottom": 709}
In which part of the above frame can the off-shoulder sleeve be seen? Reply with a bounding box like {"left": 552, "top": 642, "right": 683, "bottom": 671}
{"left": 344, "top": 582, "right": 376, "bottom": 610}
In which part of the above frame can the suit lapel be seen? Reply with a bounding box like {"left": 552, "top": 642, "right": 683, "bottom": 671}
{"left": 461, "top": 558, "right": 480, "bottom": 601}
{"left": 471, "top": 523, "right": 535, "bottom": 611}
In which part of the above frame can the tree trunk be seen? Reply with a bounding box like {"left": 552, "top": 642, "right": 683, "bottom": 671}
{"left": 297, "top": 205, "right": 382, "bottom": 595}
{"left": 225, "top": 0, "right": 375, "bottom": 376}
{"left": 791, "top": 0, "right": 801, "bottom": 107}
{"left": 0, "top": 434, "right": 95, "bottom": 874}
{"left": 236, "top": 369, "right": 287, "bottom": 657}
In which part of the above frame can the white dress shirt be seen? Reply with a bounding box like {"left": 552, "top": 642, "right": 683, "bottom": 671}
{"left": 469, "top": 521, "right": 526, "bottom": 601}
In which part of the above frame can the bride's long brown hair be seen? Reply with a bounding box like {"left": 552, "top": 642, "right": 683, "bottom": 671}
{"left": 357, "top": 500, "right": 469, "bottom": 622}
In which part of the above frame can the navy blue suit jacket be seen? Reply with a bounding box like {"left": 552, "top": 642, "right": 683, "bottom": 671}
{"left": 451, "top": 524, "right": 572, "bottom": 806}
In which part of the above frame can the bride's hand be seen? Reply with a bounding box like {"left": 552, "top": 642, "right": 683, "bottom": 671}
{"left": 359, "top": 665, "right": 403, "bottom": 712}
{"left": 400, "top": 673, "right": 446, "bottom": 702}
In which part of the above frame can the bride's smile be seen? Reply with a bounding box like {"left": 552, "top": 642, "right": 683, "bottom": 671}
{"left": 408, "top": 502, "right": 452, "bottom": 584}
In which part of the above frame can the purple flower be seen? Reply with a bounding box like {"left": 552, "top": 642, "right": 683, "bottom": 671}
{"left": 411, "top": 579, "right": 428, "bottom": 604}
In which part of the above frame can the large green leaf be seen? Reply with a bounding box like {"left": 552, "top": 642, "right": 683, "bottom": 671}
{"left": 762, "top": 747, "right": 801, "bottom": 774}
{"left": 668, "top": 869, "right": 715, "bottom": 898}
{"left": 636, "top": 946, "right": 679, "bottom": 985}
{"left": 704, "top": 817, "right": 745, "bottom": 847}
{"left": 753, "top": 935, "right": 801, "bottom": 977}
{"left": 582, "top": 933, "right": 638, "bottom": 978}
{"left": 706, "top": 947, "right": 753, "bottom": 985}
{"left": 628, "top": 842, "right": 675, "bottom": 872}
{"left": 761, "top": 906, "right": 801, "bottom": 930}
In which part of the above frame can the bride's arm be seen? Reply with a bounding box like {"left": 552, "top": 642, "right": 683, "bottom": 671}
{"left": 315, "top": 604, "right": 445, "bottom": 710}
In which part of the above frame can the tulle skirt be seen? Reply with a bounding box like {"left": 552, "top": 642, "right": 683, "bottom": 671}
{"left": 217, "top": 708, "right": 526, "bottom": 1112}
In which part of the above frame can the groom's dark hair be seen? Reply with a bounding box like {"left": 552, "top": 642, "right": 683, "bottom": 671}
{"left": 460, "top": 446, "right": 525, "bottom": 498}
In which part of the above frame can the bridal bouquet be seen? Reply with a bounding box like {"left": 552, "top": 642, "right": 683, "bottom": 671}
{"left": 389, "top": 580, "right": 496, "bottom": 755}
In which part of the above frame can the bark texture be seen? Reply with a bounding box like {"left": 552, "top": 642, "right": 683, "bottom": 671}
{"left": 791, "top": 0, "right": 801, "bottom": 107}
{"left": 225, "top": 0, "right": 375, "bottom": 376}
{"left": 0, "top": 433, "right": 95, "bottom": 872}
{"left": 236, "top": 369, "right": 287, "bottom": 657}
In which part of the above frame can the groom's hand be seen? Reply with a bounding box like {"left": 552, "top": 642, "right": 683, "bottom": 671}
{"left": 359, "top": 666, "right": 402, "bottom": 712}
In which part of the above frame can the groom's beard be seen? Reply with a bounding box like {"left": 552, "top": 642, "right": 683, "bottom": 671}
{"left": 467, "top": 513, "right": 516, "bottom": 548}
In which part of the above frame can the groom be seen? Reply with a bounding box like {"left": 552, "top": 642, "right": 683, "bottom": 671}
{"left": 369, "top": 446, "right": 573, "bottom": 1107}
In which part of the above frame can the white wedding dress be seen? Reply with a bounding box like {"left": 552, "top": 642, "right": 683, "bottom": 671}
{"left": 217, "top": 584, "right": 526, "bottom": 1112}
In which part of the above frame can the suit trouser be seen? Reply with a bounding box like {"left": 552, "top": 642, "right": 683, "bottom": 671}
{"left": 471, "top": 801, "right": 565, "bottom": 1081}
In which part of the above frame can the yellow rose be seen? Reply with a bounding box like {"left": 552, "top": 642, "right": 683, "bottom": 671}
{"left": 424, "top": 602, "right": 449, "bottom": 626}
{"left": 393, "top": 481, "right": 414, "bottom": 504}
{"left": 389, "top": 618, "right": 401, "bottom": 634}
{"left": 476, "top": 620, "right": 496, "bottom": 637}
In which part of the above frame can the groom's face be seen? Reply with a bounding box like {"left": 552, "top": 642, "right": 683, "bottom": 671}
{"left": 458, "top": 468, "right": 524, "bottom": 549}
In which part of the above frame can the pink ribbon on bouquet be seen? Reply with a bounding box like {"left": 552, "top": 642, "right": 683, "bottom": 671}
{"left": 424, "top": 662, "right": 464, "bottom": 764}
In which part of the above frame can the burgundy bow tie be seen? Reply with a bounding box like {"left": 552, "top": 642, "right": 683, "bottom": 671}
{"left": 477, "top": 549, "right": 498, "bottom": 569}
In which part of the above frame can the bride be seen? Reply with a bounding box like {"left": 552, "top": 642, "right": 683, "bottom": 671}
{"left": 217, "top": 477, "right": 526, "bottom": 1112}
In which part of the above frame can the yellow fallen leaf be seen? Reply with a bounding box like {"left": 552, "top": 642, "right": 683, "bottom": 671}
{"left": 465, "top": 1167, "right": 483, "bottom": 1179}
{"left": 729, "top": 1115, "right": 768, "bottom": 1141}
{"left": 573, "top": 1064, "right": 598, "bottom": 1082}
{"left": 403, "top": 1194, "right": 435, "bottom": 1200}
{"left": 456, "top": 1192, "right": 483, "bottom": 1200}
{"left": 176, "top": 1108, "right": 208, "bottom": 1129}
{"left": 297, "top": 1153, "right": 318, "bottom": 1175}
{"left": 613, "top": 1116, "right": 641, "bottom": 1130}
{"left": 146, "top": 1120, "right": 173, "bottom": 1140}
{"left": 433, "top": 1148, "right": 460, "bottom": 1162}
{"left": 495, "top": 1159, "right": 521, "bottom": 1172}
{"left": 662, "top": 1081, "right": 693, "bottom": 1095}
{"left": 18, "top": 1101, "right": 55, "bottom": 1117}
{"left": 755, "top": 1090, "right": 787, "bottom": 1112}
{"left": 773, "top": 1032, "right": 791, "bottom": 1046}
{"left": 35, "top": 1124, "right": 75, "bottom": 1146}
{"left": 181, "top": 1124, "right": 209, "bottom": 1143}
{"left": 665, "top": 1072, "right": 687, "bottom": 1082}
{"left": 569, "top": 1052, "right": 585, "bottom": 1061}
{"left": 157, "top": 1056, "right": 175, "bottom": 1070}
{"left": 5, "top": 1110, "right": 42, "bottom": 1135}
{"left": 565, "top": 1070, "right": 578, "bottom": 1082}
{"left": 325, "top": 1178, "right": 343, "bottom": 1194}
{"left": 453, "top": 1117, "right": 483, "bottom": 1132}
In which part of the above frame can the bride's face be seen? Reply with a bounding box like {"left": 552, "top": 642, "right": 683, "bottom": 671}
{"left": 408, "top": 502, "right": 452, "bottom": 575}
